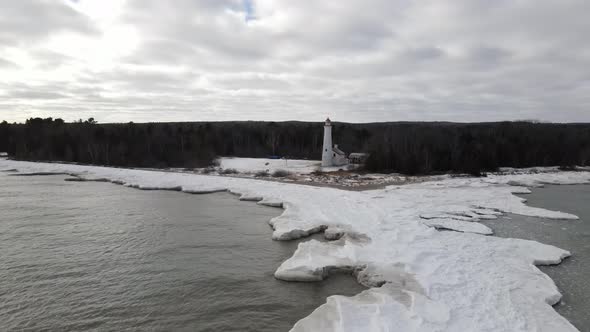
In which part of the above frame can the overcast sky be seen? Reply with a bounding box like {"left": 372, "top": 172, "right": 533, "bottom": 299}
{"left": 0, "top": 0, "right": 589, "bottom": 123}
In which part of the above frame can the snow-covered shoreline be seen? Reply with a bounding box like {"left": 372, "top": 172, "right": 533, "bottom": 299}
{"left": 2, "top": 159, "right": 589, "bottom": 332}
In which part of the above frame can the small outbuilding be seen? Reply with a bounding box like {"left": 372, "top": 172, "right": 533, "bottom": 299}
{"left": 348, "top": 153, "right": 369, "bottom": 164}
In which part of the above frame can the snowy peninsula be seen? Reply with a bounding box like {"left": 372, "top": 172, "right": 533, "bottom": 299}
{"left": 2, "top": 158, "right": 589, "bottom": 332}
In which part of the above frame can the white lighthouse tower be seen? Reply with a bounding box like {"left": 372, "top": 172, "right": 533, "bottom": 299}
{"left": 322, "top": 118, "right": 334, "bottom": 167}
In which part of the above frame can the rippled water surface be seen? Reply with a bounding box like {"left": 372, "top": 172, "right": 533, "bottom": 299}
{"left": 0, "top": 174, "right": 365, "bottom": 331}
{"left": 483, "top": 184, "right": 590, "bottom": 331}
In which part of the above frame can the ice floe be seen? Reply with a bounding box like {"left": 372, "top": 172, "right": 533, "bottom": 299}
{"left": 1, "top": 159, "right": 588, "bottom": 332}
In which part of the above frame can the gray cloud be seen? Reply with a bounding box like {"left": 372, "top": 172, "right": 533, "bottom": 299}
{"left": 9, "top": 90, "right": 68, "bottom": 100}
{"left": 0, "top": 0, "right": 589, "bottom": 123}
{"left": 0, "top": 57, "right": 17, "bottom": 68}
{"left": 0, "top": 0, "right": 98, "bottom": 46}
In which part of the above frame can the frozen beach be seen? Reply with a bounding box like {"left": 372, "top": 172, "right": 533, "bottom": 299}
{"left": 2, "top": 158, "right": 589, "bottom": 331}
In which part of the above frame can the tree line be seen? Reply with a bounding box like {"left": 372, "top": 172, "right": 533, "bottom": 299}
{"left": 1, "top": 118, "right": 589, "bottom": 175}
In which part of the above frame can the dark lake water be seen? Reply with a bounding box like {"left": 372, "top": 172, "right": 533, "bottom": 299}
{"left": 0, "top": 174, "right": 365, "bottom": 331}
{"left": 483, "top": 184, "right": 590, "bottom": 332}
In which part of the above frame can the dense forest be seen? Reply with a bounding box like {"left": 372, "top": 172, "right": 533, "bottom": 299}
{"left": 1, "top": 118, "right": 589, "bottom": 175}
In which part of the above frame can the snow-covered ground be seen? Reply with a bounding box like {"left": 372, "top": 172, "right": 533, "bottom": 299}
{"left": 2, "top": 159, "right": 589, "bottom": 332}
{"left": 217, "top": 157, "right": 322, "bottom": 174}
{"left": 202, "top": 157, "right": 411, "bottom": 188}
